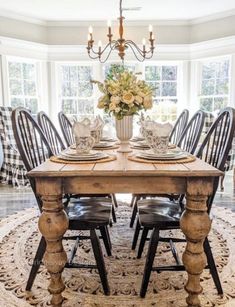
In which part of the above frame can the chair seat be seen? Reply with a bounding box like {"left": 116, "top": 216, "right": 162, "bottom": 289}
{"left": 138, "top": 199, "right": 181, "bottom": 228}
{"left": 66, "top": 197, "right": 112, "bottom": 229}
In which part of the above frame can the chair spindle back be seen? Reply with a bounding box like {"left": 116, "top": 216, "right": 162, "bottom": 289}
{"left": 177, "top": 110, "right": 205, "bottom": 154}
{"left": 38, "top": 111, "right": 65, "bottom": 155}
{"left": 58, "top": 111, "right": 74, "bottom": 147}
{"left": 169, "top": 109, "right": 189, "bottom": 144}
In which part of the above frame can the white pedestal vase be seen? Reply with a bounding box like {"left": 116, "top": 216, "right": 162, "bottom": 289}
{"left": 115, "top": 115, "right": 133, "bottom": 153}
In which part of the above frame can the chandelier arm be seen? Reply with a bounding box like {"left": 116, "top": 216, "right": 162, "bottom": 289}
{"left": 87, "top": 52, "right": 100, "bottom": 60}
{"left": 99, "top": 44, "right": 118, "bottom": 63}
{"left": 125, "top": 40, "right": 154, "bottom": 55}
{"left": 125, "top": 41, "right": 147, "bottom": 57}
{"left": 125, "top": 41, "right": 145, "bottom": 58}
{"left": 88, "top": 40, "right": 118, "bottom": 57}
{"left": 126, "top": 43, "right": 146, "bottom": 62}
{"left": 97, "top": 41, "right": 120, "bottom": 63}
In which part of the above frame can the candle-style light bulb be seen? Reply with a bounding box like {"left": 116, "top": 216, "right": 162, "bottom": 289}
{"left": 98, "top": 40, "right": 102, "bottom": 48}
{"left": 142, "top": 38, "right": 146, "bottom": 46}
{"left": 88, "top": 26, "right": 93, "bottom": 34}
{"left": 149, "top": 24, "right": 153, "bottom": 32}
{"left": 107, "top": 20, "right": 112, "bottom": 27}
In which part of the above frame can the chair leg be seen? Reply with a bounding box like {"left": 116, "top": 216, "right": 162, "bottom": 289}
{"left": 132, "top": 219, "right": 141, "bottom": 250}
{"left": 130, "top": 197, "right": 138, "bottom": 228}
{"left": 111, "top": 204, "right": 117, "bottom": 223}
{"left": 26, "top": 236, "right": 46, "bottom": 291}
{"left": 111, "top": 194, "right": 118, "bottom": 208}
{"left": 204, "top": 237, "right": 223, "bottom": 295}
{"left": 99, "top": 226, "right": 112, "bottom": 256}
{"left": 90, "top": 229, "right": 110, "bottom": 295}
{"left": 130, "top": 194, "right": 136, "bottom": 208}
{"left": 220, "top": 175, "right": 225, "bottom": 191}
{"left": 137, "top": 227, "right": 149, "bottom": 259}
{"left": 140, "top": 227, "right": 159, "bottom": 298}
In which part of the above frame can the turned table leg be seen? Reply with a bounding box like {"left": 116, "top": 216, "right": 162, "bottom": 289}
{"left": 180, "top": 178, "right": 213, "bottom": 307}
{"left": 37, "top": 178, "right": 69, "bottom": 306}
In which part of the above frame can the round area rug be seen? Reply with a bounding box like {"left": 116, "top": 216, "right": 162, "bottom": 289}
{"left": 0, "top": 203, "right": 235, "bottom": 307}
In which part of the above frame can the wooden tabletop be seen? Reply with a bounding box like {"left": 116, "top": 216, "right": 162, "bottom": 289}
{"left": 28, "top": 149, "right": 223, "bottom": 178}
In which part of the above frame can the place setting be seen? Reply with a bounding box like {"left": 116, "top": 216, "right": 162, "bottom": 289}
{"left": 51, "top": 116, "right": 116, "bottom": 164}
{"left": 128, "top": 120, "right": 196, "bottom": 164}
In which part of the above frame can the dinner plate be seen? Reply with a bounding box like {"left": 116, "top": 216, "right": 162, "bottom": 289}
{"left": 58, "top": 151, "right": 108, "bottom": 161}
{"left": 137, "top": 149, "right": 187, "bottom": 160}
{"left": 131, "top": 136, "right": 145, "bottom": 142}
{"left": 93, "top": 142, "right": 115, "bottom": 149}
{"left": 61, "top": 149, "right": 102, "bottom": 158}
{"left": 100, "top": 136, "right": 117, "bottom": 142}
{"left": 130, "top": 142, "right": 150, "bottom": 149}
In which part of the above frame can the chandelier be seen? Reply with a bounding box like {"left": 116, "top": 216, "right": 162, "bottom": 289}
{"left": 87, "top": 0, "right": 155, "bottom": 63}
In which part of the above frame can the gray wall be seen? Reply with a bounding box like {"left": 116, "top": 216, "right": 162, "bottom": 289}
{"left": 0, "top": 15, "right": 235, "bottom": 45}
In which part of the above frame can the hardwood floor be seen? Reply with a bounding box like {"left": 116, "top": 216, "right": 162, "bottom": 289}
{"left": 0, "top": 171, "right": 234, "bottom": 218}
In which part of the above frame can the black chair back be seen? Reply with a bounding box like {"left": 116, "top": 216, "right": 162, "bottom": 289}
{"left": 58, "top": 111, "right": 74, "bottom": 147}
{"left": 177, "top": 110, "right": 205, "bottom": 154}
{"left": 38, "top": 111, "right": 65, "bottom": 155}
{"left": 12, "top": 107, "right": 53, "bottom": 211}
{"left": 197, "top": 107, "right": 235, "bottom": 211}
{"left": 169, "top": 109, "right": 189, "bottom": 144}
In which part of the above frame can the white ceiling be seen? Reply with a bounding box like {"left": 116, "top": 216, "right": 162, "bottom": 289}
{"left": 0, "top": 0, "right": 235, "bottom": 23}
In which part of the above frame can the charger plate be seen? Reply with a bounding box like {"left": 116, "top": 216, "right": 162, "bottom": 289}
{"left": 128, "top": 153, "right": 196, "bottom": 164}
{"left": 50, "top": 154, "right": 117, "bottom": 164}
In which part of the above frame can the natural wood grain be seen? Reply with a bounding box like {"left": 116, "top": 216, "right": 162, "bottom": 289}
{"left": 180, "top": 177, "right": 213, "bottom": 307}
{"left": 28, "top": 154, "right": 222, "bottom": 177}
{"left": 63, "top": 176, "right": 187, "bottom": 194}
{"left": 28, "top": 148, "right": 223, "bottom": 307}
{"left": 37, "top": 178, "right": 68, "bottom": 307}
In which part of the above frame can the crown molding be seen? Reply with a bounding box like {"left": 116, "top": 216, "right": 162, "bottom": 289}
{"left": 0, "top": 35, "right": 235, "bottom": 61}
{"left": 0, "top": 9, "right": 235, "bottom": 27}
{"left": 190, "top": 9, "right": 235, "bottom": 25}
{"left": 0, "top": 9, "right": 47, "bottom": 26}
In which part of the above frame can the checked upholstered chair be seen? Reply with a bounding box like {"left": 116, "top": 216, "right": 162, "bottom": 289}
{"left": 0, "top": 106, "right": 29, "bottom": 187}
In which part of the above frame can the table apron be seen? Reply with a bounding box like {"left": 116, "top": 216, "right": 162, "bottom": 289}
{"left": 62, "top": 176, "right": 187, "bottom": 194}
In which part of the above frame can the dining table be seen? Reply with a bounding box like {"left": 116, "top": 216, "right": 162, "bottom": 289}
{"left": 27, "top": 148, "right": 223, "bottom": 307}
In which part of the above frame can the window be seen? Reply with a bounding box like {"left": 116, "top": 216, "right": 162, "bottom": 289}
{"left": 199, "top": 58, "right": 230, "bottom": 112}
{"left": 144, "top": 65, "right": 178, "bottom": 122}
{"left": 59, "top": 64, "right": 94, "bottom": 119}
{"left": 8, "top": 60, "right": 39, "bottom": 114}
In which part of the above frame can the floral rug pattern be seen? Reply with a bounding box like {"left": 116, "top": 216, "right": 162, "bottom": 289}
{"left": 0, "top": 203, "right": 235, "bottom": 306}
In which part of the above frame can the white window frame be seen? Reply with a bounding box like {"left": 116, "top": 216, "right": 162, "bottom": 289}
{"left": 2, "top": 56, "right": 42, "bottom": 113}
{"left": 197, "top": 55, "right": 231, "bottom": 112}
{"left": 56, "top": 61, "right": 102, "bottom": 119}
{"left": 142, "top": 61, "right": 184, "bottom": 120}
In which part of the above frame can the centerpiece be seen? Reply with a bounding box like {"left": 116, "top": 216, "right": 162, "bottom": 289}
{"left": 92, "top": 66, "right": 153, "bottom": 152}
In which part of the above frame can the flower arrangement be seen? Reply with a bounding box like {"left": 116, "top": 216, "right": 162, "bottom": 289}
{"left": 92, "top": 67, "right": 153, "bottom": 120}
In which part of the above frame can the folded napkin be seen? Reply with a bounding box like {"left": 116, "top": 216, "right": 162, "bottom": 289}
{"left": 90, "top": 115, "right": 105, "bottom": 131}
{"left": 143, "top": 120, "right": 173, "bottom": 137}
{"left": 72, "top": 118, "right": 91, "bottom": 137}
